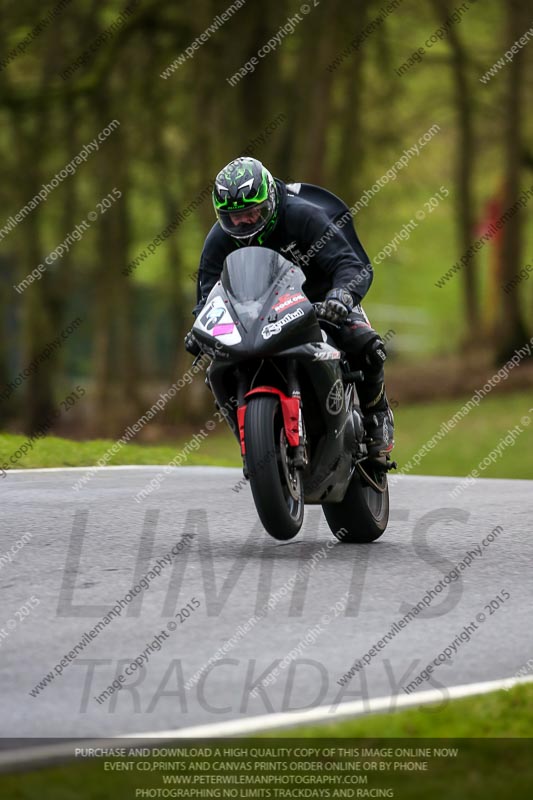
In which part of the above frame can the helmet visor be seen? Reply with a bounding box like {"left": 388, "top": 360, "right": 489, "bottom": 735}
{"left": 217, "top": 199, "right": 274, "bottom": 239}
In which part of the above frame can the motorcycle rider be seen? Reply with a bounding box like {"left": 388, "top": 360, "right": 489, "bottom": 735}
{"left": 185, "top": 157, "right": 394, "bottom": 460}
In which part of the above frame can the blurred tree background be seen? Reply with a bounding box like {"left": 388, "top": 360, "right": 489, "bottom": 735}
{"left": 1, "top": 0, "right": 532, "bottom": 439}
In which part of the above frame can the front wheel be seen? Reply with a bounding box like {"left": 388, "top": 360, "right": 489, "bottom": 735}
{"left": 244, "top": 395, "right": 304, "bottom": 540}
{"left": 322, "top": 462, "right": 389, "bottom": 543}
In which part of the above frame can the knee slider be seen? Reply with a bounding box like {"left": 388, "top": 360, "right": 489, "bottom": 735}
{"left": 364, "top": 337, "right": 387, "bottom": 370}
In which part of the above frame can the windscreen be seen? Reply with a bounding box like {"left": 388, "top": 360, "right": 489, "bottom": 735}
{"left": 221, "top": 247, "right": 293, "bottom": 303}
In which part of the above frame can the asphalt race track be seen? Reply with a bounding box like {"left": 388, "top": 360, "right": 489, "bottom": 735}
{"left": 1, "top": 467, "right": 531, "bottom": 741}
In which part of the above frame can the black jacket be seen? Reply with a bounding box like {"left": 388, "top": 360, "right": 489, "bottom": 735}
{"left": 194, "top": 179, "right": 373, "bottom": 317}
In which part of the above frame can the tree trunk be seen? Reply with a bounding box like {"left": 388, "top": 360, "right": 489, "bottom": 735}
{"left": 432, "top": 0, "right": 479, "bottom": 341}
{"left": 333, "top": 0, "right": 370, "bottom": 201}
{"left": 10, "top": 112, "right": 57, "bottom": 435}
{"left": 92, "top": 90, "right": 139, "bottom": 435}
{"left": 495, "top": 0, "right": 530, "bottom": 362}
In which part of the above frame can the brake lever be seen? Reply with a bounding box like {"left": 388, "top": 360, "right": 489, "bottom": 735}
{"left": 314, "top": 302, "right": 332, "bottom": 321}
{"left": 314, "top": 302, "right": 342, "bottom": 329}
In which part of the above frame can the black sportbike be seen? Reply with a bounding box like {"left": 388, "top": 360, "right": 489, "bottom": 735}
{"left": 192, "top": 247, "right": 392, "bottom": 543}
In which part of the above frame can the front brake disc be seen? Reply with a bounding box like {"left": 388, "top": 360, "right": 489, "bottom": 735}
{"left": 279, "top": 429, "right": 301, "bottom": 501}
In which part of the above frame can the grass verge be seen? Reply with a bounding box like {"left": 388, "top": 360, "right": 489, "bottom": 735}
{"left": 274, "top": 681, "right": 533, "bottom": 738}
{"left": 1, "top": 390, "right": 532, "bottom": 479}
{"left": 0, "top": 685, "right": 531, "bottom": 799}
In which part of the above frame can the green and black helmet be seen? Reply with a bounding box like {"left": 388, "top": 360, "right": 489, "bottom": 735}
{"left": 212, "top": 157, "right": 278, "bottom": 242}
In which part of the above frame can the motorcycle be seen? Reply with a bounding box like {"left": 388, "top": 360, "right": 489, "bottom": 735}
{"left": 192, "top": 246, "right": 392, "bottom": 543}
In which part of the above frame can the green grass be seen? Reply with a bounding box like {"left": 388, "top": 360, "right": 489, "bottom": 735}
{"left": 0, "top": 428, "right": 238, "bottom": 472}
{"left": 276, "top": 682, "right": 533, "bottom": 738}
{"left": 394, "top": 389, "right": 533, "bottom": 479}
{"left": 2, "top": 389, "right": 532, "bottom": 479}
{"left": 0, "top": 685, "right": 531, "bottom": 799}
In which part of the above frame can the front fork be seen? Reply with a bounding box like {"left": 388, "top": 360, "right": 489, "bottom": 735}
{"left": 287, "top": 360, "right": 307, "bottom": 469}
{"left": 236, "top": 359, "right": 307, "bottom": 473}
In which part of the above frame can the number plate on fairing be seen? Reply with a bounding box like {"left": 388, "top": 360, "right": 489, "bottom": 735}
{"left": 195, "top": 297, "right": 242, "bottom": 345}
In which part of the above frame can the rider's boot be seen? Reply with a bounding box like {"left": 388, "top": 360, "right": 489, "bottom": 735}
{"left": 363, "top": 402, "right": 395, "bottom": 461}
{"left": 355, "top": 340, "right": 395, "bottom": 461}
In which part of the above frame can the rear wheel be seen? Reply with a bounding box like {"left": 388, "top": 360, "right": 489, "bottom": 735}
{"left": 322, "top": 462, "right": 389, "bottom": 543}
{"left": 244, "top": 395, "right": 304, "bottom": 540}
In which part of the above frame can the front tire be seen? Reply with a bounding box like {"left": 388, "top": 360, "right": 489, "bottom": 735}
{"left": 244, "top": 395, "right": 304, "bottom": 540}
{"left": 322, "top": 463, "right": 389, "bottom": 543}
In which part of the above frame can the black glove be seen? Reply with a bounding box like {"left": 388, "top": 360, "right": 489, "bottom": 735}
{"left": 319, "top": 288, "right": 354, "bottom": 324}
{"left": 184, "top": 329, "right": 202, "bottom": 356}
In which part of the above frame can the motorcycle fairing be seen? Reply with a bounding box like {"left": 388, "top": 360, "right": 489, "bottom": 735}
{"left": 192, "top": 248, "right": 322, "bottom": 358}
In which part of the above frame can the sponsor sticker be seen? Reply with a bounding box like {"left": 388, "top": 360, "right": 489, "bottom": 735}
{"left": 273, "top": 292, "right": 306, "bottom": 313}
{"left": 261, "top": 307, "right": 305, "bottom": 340}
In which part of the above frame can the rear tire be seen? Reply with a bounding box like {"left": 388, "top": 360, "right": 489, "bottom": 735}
{"left": 322, "top": 463, "right": 389, "bottom": 543}
{"left": 244, "top": 395, "right": 304, "bottom": 540}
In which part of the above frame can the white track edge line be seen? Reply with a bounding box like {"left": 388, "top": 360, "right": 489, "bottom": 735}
{"left": 4, "top": 467, "right": 528, "bottom": 484}
{"left": 3, "top": 465, "right": 239, "bottom": 474}
{"left": 0, "top": 675, "right": 531, "bottom": 771}
{"left": 130, "top": 674, "right": 533, "bottom": 738}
